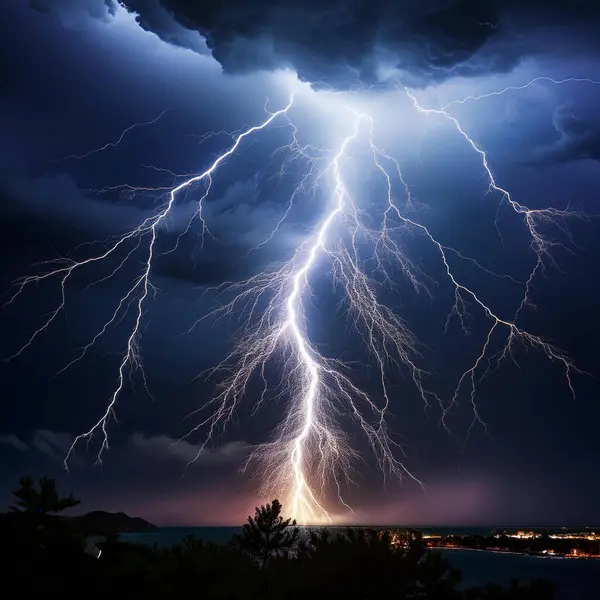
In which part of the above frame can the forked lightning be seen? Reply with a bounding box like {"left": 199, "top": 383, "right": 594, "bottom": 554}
{"left": 4, "top": 76, "right": 595, "bottom": 523}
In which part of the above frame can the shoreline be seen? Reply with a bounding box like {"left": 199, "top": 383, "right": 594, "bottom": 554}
{"left": 433, "top": 546, "right": 600, "bottom": 561}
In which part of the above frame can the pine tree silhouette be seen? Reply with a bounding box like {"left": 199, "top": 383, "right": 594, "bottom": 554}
{"left": 234, "top": 499, "right": 299, "bottom": 568}
{"left": 11, "top": 475, "right": 80, "bottom": 515}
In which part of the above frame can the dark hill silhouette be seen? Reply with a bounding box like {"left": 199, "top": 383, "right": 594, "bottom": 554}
{"left": 73, "top": 510, "right": 157, "bottom": 536}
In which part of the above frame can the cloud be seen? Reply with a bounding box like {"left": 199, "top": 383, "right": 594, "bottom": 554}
{"left": 1, "top": 171, "right": 301, "bottom": 247}
{"left": 117, "top": 0, "right": 209, "bottom": 54}
{"left": 129, "top": 176, "right": 308, "bottom": 286}
{"left": 0, "top": 171, "right": 298, "bottom": 288}
{"left": 1, "top": 427, "right": 249, "bottom": 473}
{"left": 30, "top": 0, "right": 117, "bottom": 27}
{"left": 31, "top": 0, "right": 207, "bottom": 54}
{"left": 536, "top": 102, "right": 600, "bottom": 163}
{"left": 158, "top": 177, "right": 304, "bottom": 249}
{"left": 200, "top": 178, "right": 306, "bottom": 248}
{"left": 32, "top": 429, "right": 75, "bottom": 460}
{"left": 0, "top": 434, "right": 29, "bottom": 452}
{"left": 118, "top": 0, "right": 600, "bottom": 88}
{"left": 0, "top": 429, "right": 80, "bottom": 460}
{"left": 0, "top": 173, "right": 146, "bottom": 235}
{"left": 129, "top": 432, "right": 250, "bottom": 465}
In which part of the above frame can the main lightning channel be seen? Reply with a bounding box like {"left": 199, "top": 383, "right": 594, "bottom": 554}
{"left": 176, "top": 106, "right": 427, "bottom": 523}
{"left": 286, "top": 117, "right": 362, "bottom": 522}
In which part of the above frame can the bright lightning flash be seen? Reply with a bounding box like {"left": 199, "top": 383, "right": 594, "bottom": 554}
{"left": 4, "top": 76, "right": 594, "bottom": 524}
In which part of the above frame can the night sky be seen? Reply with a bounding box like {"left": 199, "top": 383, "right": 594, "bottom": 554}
{"left": 1, "top": 0, "right": 599, "bottom": 527}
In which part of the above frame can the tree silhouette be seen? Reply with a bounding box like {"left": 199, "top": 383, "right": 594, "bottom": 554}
{"left": 3, "top": 475, "right": 87, "bottom": 594}
{"left": 234, "top": 499, "right": 300, "bottom": 568}
{"left": 0, "top": 480, "right": 558, "bottom": 599}
{"left": 10, "top": 475, "right": 80, "bottom": 515}
{"left": 293, "top": 527, "right": 462, "bottom": 599}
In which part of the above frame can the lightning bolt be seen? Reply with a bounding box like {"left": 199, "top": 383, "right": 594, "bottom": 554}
{"left": 4, "top": 97, "right": 294, "bottom": 467}
{"left": 180, "top": 109, "right": 429, "bottom": 523}
{"left": 4, "top": 75, "right": 594, "bottom": 523}
{"left": 398, "top": 81, "right": 587, "bottom": 434}
{"left": 55, "top": 109, "right": 169, "bottom": 162}
{"left": 441, "top": 76, "right": 600, "bottom": 110}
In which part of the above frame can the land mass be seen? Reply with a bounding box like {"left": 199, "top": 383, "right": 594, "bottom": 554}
{"left": 72, "top": 511, "right": 157, "bottom": 536}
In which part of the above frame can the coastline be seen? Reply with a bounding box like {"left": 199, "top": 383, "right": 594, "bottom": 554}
{"left": 435, "top": 546, "right": 600, "bottom": 561}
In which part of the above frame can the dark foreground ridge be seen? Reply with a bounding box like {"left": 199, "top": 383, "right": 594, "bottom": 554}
{"left": 2, "top": 475, "right": 559, "bottom": 599}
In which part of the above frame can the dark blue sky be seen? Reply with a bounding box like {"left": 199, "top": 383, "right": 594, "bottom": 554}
{"left": 0, "top": 0, "right": 599, "bottom": 526}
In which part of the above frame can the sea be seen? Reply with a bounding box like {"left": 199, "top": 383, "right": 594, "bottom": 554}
{"left": 120, "top": 527, "right": 600, "bottom": 600}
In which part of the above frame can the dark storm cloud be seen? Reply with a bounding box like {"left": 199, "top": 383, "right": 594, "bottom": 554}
{"left": 30, "top": 0, "right": 117, "bottom": 26}
{"left": 0, "top": 429, "right": 248, "bottom": 468}
{"left": 0, "top": 170, "right": 305, "bottom": 287}
{"left": 0, "top": 173, "right": 145, "bottom": 235}
{"left": 120, "top": 0, "right": 600, "bottom": 88}
{"left": 536, "top": 102, "right": 600, "bottom": 163}
{"left": 129, "top": 432, "right": 250, "bottom": 465}
{"left": 30, "top": 0, "right": 208, "bottom": 53}
{"left": 119, "top": 0, "right": 209, "bottom": 53}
